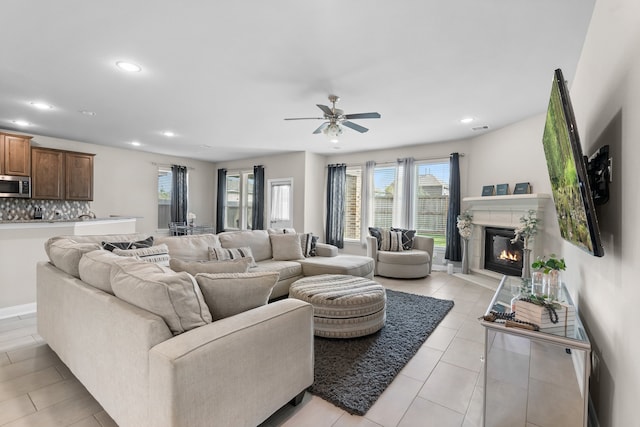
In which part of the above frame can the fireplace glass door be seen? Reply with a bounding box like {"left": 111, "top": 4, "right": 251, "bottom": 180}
{"left": 484, "top": 227, "right": 524, "bottom": 276}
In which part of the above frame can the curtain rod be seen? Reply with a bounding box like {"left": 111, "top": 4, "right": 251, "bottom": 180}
{"left": 335, "top": 153, "right": 465, "bottom": 168}
{"left": 151, "top": 162, "right": 195, "bottom": 171}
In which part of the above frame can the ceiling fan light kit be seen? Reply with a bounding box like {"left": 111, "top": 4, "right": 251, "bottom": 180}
{"left": 285, "top": 94, "right": 381, "bottom": 143}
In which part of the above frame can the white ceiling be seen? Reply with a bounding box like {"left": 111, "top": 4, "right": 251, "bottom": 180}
{"left": 0, "top": 1, "right": 594, "bottom": 162}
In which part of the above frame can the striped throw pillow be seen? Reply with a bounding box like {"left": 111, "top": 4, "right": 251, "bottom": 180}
{"left": 113, "top": 244, "right": 171, "bottom": 267}
{"left": 380, "top": 230, "right": 404, "bottom": 252}
{"left": 209, "top": 246, "right": 257, "bottom": 267}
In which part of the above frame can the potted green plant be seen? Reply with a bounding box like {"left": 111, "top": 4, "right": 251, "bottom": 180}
{"left": 531, "top": 254, "right": 566, "bottom": 299}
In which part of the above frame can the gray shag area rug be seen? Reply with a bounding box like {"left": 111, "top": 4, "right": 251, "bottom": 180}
{"left": 309, "top": 289, "right": 454, "bottom": 416}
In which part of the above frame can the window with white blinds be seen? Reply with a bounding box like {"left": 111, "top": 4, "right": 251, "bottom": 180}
{"left": 373, "top": 165, "right": 395, "bottom": 228}
{"left": 342, "top": 159, "right": 450, "bottom": 247}
{"left": 344, "top": 167, "right": 362, "bottom": 240}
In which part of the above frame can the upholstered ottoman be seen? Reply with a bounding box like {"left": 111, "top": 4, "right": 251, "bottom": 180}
{"left": 289, "top": 274, "right": 386, "bottom": 338}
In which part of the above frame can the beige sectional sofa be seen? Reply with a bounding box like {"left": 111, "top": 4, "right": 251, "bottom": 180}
{"left": 37, "top": 230, "right": 374, "bottom": 427}
{"left": 156, "top": 229, "right": 374, "bottom": 298}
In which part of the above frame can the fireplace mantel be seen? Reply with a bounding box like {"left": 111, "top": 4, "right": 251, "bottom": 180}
{"left": 460, "top": 193, "right": 551, "bottom": 289}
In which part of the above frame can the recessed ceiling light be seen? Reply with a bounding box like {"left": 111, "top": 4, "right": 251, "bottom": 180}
{"left": 80, "top": 110, "right": 96, "bottom": 116}
{"left": 130, "top": 141, "right": 141, "bottom": 147}
{"left": 30, "top": 101, "right": 53, "bottom": 110}
{"left": 116, "top": 61, "right": 142, "bottom": 72}
{"left": 460, "top": 117, "right": 474, "bottom": 124}
{"left": 12, "top": 120, "right": 30, "bottom": 126}
{"left": 162, "top": 131, "right": 175, "bottom": 137}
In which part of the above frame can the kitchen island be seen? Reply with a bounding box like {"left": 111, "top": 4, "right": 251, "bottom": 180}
{"left": 0, "top": 217, "right": 137, "bottom": 317}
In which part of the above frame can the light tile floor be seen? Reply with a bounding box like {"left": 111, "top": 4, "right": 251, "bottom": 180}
{"left": 0, "top": 273, "right": 580, "bottom": 426}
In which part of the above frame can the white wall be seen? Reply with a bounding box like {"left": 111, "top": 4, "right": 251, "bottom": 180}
{"left": 22, "top": 131, "right": 216, "bottom": 234}
{"left": 558, "top": 0, "right": 640, "bottom": 425}
{"left": 303, "top": 152, "right": 327, "bottom": 237}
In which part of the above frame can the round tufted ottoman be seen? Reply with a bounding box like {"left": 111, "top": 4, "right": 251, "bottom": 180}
{"left": 289, "top": 274, "right": 386, "bottom": 338}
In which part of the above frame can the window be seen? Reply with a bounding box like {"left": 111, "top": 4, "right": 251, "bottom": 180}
{"left": 414, "top": 160, "right": 449, "bottom": 246}
{"left": 344, "top": 167, "right": 361, "bottom": 240}
{"left": 225, "top": 171, "right": 254, "bottom": 230}
{"left": 158, "top": 167, "right": 172, "bottom": 229}
{"left": 373, "top": 165, "right": 396, "bottom": 228}
{"left": 341, "top": 159, "right": 450, "bottom": 247}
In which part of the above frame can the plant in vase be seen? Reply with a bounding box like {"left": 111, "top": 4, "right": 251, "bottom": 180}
{"left": 531, "top": 254, "right": 566, "bottom": 300}
{"left": 511, "top": 209, "right": 538, "bottom": 279}
{"left": 456, "top": 211, "right": 473, "bottom": 274}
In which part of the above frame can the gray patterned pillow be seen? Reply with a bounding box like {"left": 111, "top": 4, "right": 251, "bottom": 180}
{"left": 102, "top": 236, "right": 154, "bottom": 252}
{"left": 391, "top": 227, "right": 417, "bottom": 250}
{"left": 113, "top": 244, "right": 171, "bottom": 267}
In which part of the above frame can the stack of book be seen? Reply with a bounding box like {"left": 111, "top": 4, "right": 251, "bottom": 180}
{"left": 515, "top": 299, "right": 576, "bottom": 335}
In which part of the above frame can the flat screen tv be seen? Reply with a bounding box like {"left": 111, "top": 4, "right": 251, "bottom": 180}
{"left": 541, "top": 68, "right": 604, "bottom": 257}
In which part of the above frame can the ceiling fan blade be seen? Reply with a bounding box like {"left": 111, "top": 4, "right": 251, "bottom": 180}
{"left": 344, "top": 112, "right": 381, "bottom": 120}
{"left": 342, "top": 121, "right": 369, "bottom": 133}
{"left": 316, "top": 104, "right": 334, "bottom": 116}
{"left": 313, "top": 122, "right": 329, "bottom": 134}
{"left": 284, "top": 117, "right": 324, "bottom": 120}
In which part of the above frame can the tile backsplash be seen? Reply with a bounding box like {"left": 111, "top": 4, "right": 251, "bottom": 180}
{"left": 0, "top": 199, "right": 91, "bottom": 221}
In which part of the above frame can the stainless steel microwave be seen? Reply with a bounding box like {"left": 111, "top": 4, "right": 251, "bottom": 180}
{"left": 0, "top": 175, "right": 31, "bottom": 198}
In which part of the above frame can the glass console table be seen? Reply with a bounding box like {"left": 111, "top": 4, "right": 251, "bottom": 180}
{"left": 479, "top": 275, "right": 591, "bottom": 427}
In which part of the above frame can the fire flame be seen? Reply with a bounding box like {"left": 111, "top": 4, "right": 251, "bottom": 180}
{"left": 498, "top": 250, "right": 520, "bottom": 262}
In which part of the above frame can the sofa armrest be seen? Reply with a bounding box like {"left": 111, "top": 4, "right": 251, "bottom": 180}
{"left": 413, "top": 235, "right": 435, "bottom": 258}
{"left": 148, "top": 299, "right": 314, "bottom": 427}
{"left": 315, "top": 242, "right": 338, "bottom": 257}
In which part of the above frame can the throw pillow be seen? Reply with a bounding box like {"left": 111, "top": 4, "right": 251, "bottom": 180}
{"left": 79, "top": 249, "right": 138, "bottom": 294}
{"left": 208, "top": 246, "right": 257, "bottom": 267}
{"left": 298, "top": 233, "right": 319, "bottom": 257}
{"left": 47, "top": 238, "right": 102, "bottom": 278}
{"left": 110, "top": 261, "right": 212, "bottom": 335}
{"left": 195, "top": 272, "right": 279, "bottom": 321}
{"left": 380, "top": 229, "right": 404, "bottom": 252}
{"left": 368, "top": 227, "right": 383, "bottom": 249}
{"left": 267, "top": 228, "right": 297, "bottom": 235}
{"left": 169, "top": 257, "right": 251, "bottom": 275}
{"left": 113, "top": 244, "right": 171, "bottom": 267}
{"left": 270, "top": 233, "right": 305, "bottom": 261}
{"left": 391, "top": 227, "right": 417, "bottom": 250}
{"left": 102, "top": 236, "right": 154, "bottom": 252}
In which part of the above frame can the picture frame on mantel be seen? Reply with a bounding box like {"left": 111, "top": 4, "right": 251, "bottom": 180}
{"left": 496, "top": 183, "right": 509, "bottom": 195}
{"left": 513, "top": 182, "right": 532, "bottom": 194}
{"left": 481, "top": 185, "right": 495, "bottom": 196}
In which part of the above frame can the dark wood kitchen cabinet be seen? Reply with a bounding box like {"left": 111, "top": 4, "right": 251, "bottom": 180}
{"left": 0, "top": 132, "right": 32, "bottom": 176}
{"left": 31, "top": 147, "right": 95, "bottom": 200}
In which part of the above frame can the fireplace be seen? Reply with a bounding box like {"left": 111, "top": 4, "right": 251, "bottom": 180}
{"left": 484, "top": 227, "right": 524, "bottom": 276}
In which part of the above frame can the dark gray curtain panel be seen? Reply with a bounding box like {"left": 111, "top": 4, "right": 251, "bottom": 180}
{"left": 325, "top": 163, "right": 347, "bottom": 248}
{"left": 445, "top": 153, "right": 462, "bottom": 261}
{"left": 170, "top": 165, "right": 188, "bottom": 224}
{"left": 216, "top": 168, "right": 227, "bottom": 233}
{"left": 252, "top": 165, "right": 265, "bottom": 230}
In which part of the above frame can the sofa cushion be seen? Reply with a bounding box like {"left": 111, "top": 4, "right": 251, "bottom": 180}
{"left": 251, "top": 259, "right": 302, "bottom": 281}
{"left": 377, "top": 249, "right": 430, "bottom": 265}
{"left": 113, "top": 244, "right": 171, "bottom": 267}
{"left": 110, "top": 261, "right": 212, "bottom": 335}
{"left": 391, "top": 227, "right": 417, "bottom": 250}
{"left": 209, "top": 246, "right": 257, "bottom": 267}
{"left": 169, "top": 257, "right": 251, "bottom": 275}
{"left": 47, "top": 238, "right": 102, "bottom": 278}
{"left": 79, "top": 249, "right": 138, "bottom": 294}
{"left": 267, "top": 227, "right": 297, "bottom": 235}
{"left": 195, "top": 272, "right": 279, "bottom": 321}
{"left": 218, "top": 230, "right": 272, "bottom": 261}
{"left": 299, "top": 255, "right": 374, "bottom": 278}
{"left": 102, "top": 236, "right": 154, "bottom": 252}
{"left": 155, "top": 234, "right": 221, "bottom": 261}
{"left": 380, "top": 229, "right": 404, "bottom": 252}
{"left": 270, "top": 233, "right": 304, "bottom": 261}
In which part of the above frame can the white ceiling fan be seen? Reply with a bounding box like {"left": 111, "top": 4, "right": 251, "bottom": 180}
{"left": 285, "top": 95, "right": 381, "bottom": 142}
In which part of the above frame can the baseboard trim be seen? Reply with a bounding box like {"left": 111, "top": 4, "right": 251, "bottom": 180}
{"left": 0, "top": 303, "right": 36, "bottom": 320}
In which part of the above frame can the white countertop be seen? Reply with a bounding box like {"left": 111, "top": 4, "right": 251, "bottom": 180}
{"left": 0, "top": 217, "right": 137, "bottom": 229}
